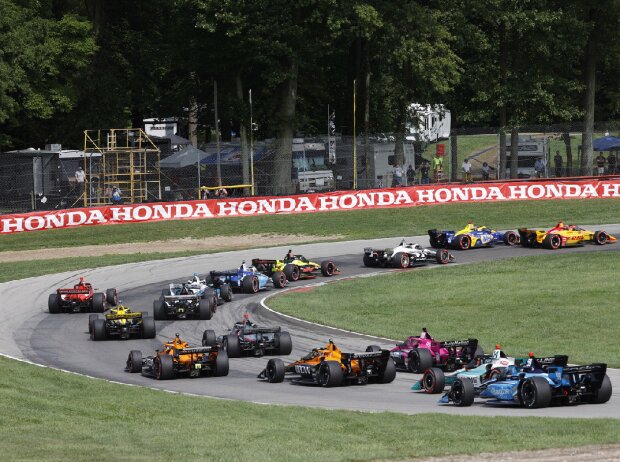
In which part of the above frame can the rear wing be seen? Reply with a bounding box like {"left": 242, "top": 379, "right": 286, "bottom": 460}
{"left": 241, "top": 327, "right": 281, "bottom": 334}
{"left": 106, "top": 312, "right": 142, "bottom": 320}
{"left": 209, "top": 270, "right": 240, "bottom": 278}
{"left": 561, "top": 363, "right": 607, "bottom": 377}
{"left": 346, "top": 350, "right": 390, "bottom": 360}
{"left": 176, "top": 346, "right": 217, "bottom": 355}
{"left": 57, "top": 288, "right": 91, "bottom": 295}
{"left": 251, "top": 258, "right": 278, "bottom": 266}
{"left": 515, "top": 355, "right": 569, "bottom": 368}
{"left": 164, "top": 294, "right": 200, "bottom": 301}
{"left": 440, "top": 339, "right": 478, "bottom": 348}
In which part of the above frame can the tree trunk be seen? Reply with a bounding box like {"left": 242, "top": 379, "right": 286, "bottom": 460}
{"left": 510, "top": 126, "right": 519, "bottom": 179}
{"left": 563, "top": 132, "right": 572, "bottom": 176}
{"left": 499, "top": 107, "right": 507, "bottom": 179}
{"left": 581, "top": 36, "right": 596, "bottom": 176}
{"left": 236, "top": 74, "right": 250, "bottom": 195}
{"left": 188, "top": 96, "right": 198, "bottom": 148}
{"left": 450, "top": 110, "right": 457, "bottom": 182}
{"left": 498, "top": 20, "right": 508, "bottom": 179}
{"left": 393, "top": 104, "right": 406, "bottom": 167}
{"left": 363, "top": 65, "right": 371, "bottom": 189}
{"left": 214, "top": 80, "right": 222, "bottom": 184}
{"left": 272, "top": 60, "right": 298, "bottom": 195}
{"left": 85, "top": 0, "right": 104, "bottom": 36}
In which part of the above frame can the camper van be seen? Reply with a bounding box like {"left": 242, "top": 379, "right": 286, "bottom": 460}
{"left": 292, "top": 139, "right": 335, "bottom": 193}
{"left": 406, "top": 104, "right": 451, "bottom": 143}
{"left": 505, "top": 136, "right": 549, "bottom": 178}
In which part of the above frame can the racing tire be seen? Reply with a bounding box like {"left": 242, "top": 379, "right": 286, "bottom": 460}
{"left": 318, "top": 361, "right": 344, "bottom": 387}
{"left": 455, "top": 234, "right": 471, "bottom": 250}
{"left": 409, "top": 348, "right": 433, "bottom": 373}
{"left": 429, "top": 236, "right": 442, "bottom": 249}
{"left": 154, "top": 354, "right": 175, "bottom": 380}
{"left": 91, "top": 319, "right": 107, "bottom": 341}
{"left": 214, "top": 350, "right": 229, "bottom": 377}
{"left": 503, "top": 231, "right": 519, "bottom": 246}
{"left": 542, "top": 234, "right": 562, "bottom": 250}
{"left": 272, "top": 271, "right": 286, "bottom": 288}
{"left": 378, "top": 359, "right": 397, "bottom": 384}
{"left": 127, "top": 350, "right": 142, "bottom": 373}
{"left": 199, "top": 298, "right": 214, "bottom": 320}
{"left": 365, "top": 345, "right": 381, "bottom": 352}
{"left": 519, "top": 376, "right": 552, "bottom": 409}
{"left": 320, "top": 260, "right": 336, "bottom": 276}
{"left": 105, "top": 288, "right": 118, "bottom": 306}
{"left": 435, "top": 249, "right": 451, "bottom": 264}
{"left": 220, "top": 283, "right": 233, "bottom": 302}
{"left": 201, "top": 287, "right": 215, "bottom": 300}
{"left": 48, "top": 293, "right": 61, "bottom": 314}
{"left": 392, "top": 252, "right": 410, "bottom": 268}
{"left": 92, "top": 292, "right": 106, "bottom": 313}
{"left": 88, "top": 314, "right": 99, "bottom": 334}
{"left": 422, "top": 367, "right": 446, "bottom": 394}
{"left": 266, "top": 358, "right": 286, "bottom": 383}
{"left": 363, "top": 254, "right": 376, "bottom": 267}
{"left": 242, "top": 275, "right": 260, "bottom": 294}
{"left": 202, "top": 330, "right": 217, "bottom": 347}
{"left": 283, "top": 264, "right": 300, "bottom": 282}
{"left": 589, "top": 374, "right": 612, "bottom": 404}
{"left": 276, "top": 332, "right": 293, "bottom": 356}
{"left": 224, "top": 334, "right": 241, "bottom": 358}
{"left": 153, "top": 300, "right": 166, "bottom": 320}
{"left": 451, "top": 378, "right": 475, "bottom": 407}
{"left": 594, "top": 231, "right": 608, "bottom": 245}
{"left": 141, "top": 316, "right": 156, "bottom": 339}
{"left": 210, "top": 293, "right": 218, "bottom": 313}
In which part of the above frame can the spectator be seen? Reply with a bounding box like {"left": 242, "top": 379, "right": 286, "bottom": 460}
{"left": 432, "top": 154, "right": 443, "bottom": 182}
{"left": 595, "top": 153, "right": 606, "bottom": 175}
{"left": 534, "top": 158, "right": 545, "bottom": 178}
{"left": 201, "top": 187, "right": 210, "bottom": 200}
{"left": 554, "top": 151, "right": 563, "bottom": 177}
{"left": 111, "top": 186, "right": 122, "bottom": 204}
{"left": 608, "top": 151, "right": 617, "bottom": 174}
{"left": 419, "top": 160, "right": 430, "bottom": 184}
{"left": 461, "top": 157, "right": 472, "bottom": 183}
{"left": 214, "top": 187, "right": 228, "bottom": 199}
{"left": 392, "top": 162, "right": 404, "bottom": 186}
{"left": 75, "top": 166, "right": 85, "bottom": 197}
{"left": 406, "top": 164, "right": 415, "bottom": 186}
{"left": 481, "top": 162, "right": 493, "bottom": 180}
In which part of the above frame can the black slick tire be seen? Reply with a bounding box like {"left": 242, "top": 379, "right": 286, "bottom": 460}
{"left": 276, "top": 332, "right": 293, "bottom": 355}
{"left": 409, "top": 348, "right": 433, "bottom": 373}
{"left": 224, "top": 334, "right": 241, "bottom": 358}
{"left": 154, "top": 354, "right": 174, "bottom": 380}
{"left": 266, "top": 358, "right": 285, "bottom": 383}
{"left": 141, "top": 316, "right": 156, "bottom": 339}
{"left": 48, "top": 293, "right": 61, "bottom": 313}
{"left": 105, "top": 288, "right": 118, "bottom": 306}
{"left": 320, "top": 260, "right": 336, "bottom": 276}
{"left": 92, "top": 292, "right": 106, "bottom": 313}
{"left": 202, "top": 330, "right": 217, "bottom": 347}
{"left": 283, "top": 264, "right": 300, "bottom": 282}
{"left": 214, "top": 350, "right": 229, "bottom": 377}
{"left": 127, "top": 350, "right": 142, "bottom": 373}
{"left": 318, "top": 360, "right": 343, "bottom": 387}
{"left": 451, "top": 378, "right": 475, "bottom": 406}
{"left": 520, "top": 377, "right": 552, "bottom": 408}
{"left": 422, "top": 367, "right": 445, "bottom": 394}
{"left": 91, "top": 318, "right": 107, "bottom": 341}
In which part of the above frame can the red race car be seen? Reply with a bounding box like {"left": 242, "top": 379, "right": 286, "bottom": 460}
{"left": 48, "top": 277, "right": 118, "bottom": 313}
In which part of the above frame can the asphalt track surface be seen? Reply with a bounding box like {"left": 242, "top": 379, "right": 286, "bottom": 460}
{"left": 1, "top": 226, "right": 619, "bottom": 418}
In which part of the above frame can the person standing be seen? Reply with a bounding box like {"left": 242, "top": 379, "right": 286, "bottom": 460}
{"left": 607, "top": 151, "right": 617, "bottom": 174}
{"left": 75, "top": 165, "right": 85, "bottom": 197}
{"left": 553, "top": 151, "right": 563, "bottom": 177}
{"left": 595, "top": 153, "right": 606, "bottom": 175}
{"left": 406, "top": 164, "right": 415, "bottom": 186}
{"left": 481, "top": 162, "right": 493, "bottom": 180}
{"left": 420, "top": 160, "right": 430, "bottom": 184}
{"left": 432, "top": 154, "right": 443, "bottom": 182}
{"left": 392, "top": 162, "right": 404, "bottom": 186}
{"left": 534, "top": 158, "right": 545, "bottom": 178}
{"left": 461, "top": 158, "right": 472, "bottom": 183}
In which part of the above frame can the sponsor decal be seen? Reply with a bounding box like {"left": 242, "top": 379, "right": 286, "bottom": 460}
{"left": 1, "top": 179, "right": 619, "bottom": 234}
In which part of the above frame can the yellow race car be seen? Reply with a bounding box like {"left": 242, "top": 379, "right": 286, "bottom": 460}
{"left": 89, "top": 304, "right": 156, "bottom": 340}
{"left": 519, "top": 222, "right": 617, "bottom": 249}
{"left": 252, "top": 252, "right": 338, "bottom": 281}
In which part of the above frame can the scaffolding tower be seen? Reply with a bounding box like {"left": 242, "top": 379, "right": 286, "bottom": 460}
{"left": 82, "top": 129, "right": 161, "bottom": 206}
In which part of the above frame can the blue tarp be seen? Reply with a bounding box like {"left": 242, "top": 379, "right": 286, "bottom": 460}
{"left": 593, "top": 136, "right": 620, "bottom": 151}
{"left": 200, "top": 144, "right": 271, "bottom": 165}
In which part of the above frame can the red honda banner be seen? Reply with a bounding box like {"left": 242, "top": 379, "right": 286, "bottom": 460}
{"left": 1, "top": 179, "right": 619, "bottom": 235}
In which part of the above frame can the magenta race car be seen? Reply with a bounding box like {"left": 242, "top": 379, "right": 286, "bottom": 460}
{"left": 390, "top": 328, "right": 483, "bottom": 373}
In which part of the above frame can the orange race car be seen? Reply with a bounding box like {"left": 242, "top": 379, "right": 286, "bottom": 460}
{"left": 126, "top": 333, "right": 228, "bottom": 379}
{"left": 257, "top": 340, "right": 396, "bottom": 387}
{"left": 519, "top": 222, "right": 617, "bottom": 250}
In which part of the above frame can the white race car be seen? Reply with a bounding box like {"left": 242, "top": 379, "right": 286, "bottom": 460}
{"left": 363, "top": 239, "right": 454, "bottom": 268}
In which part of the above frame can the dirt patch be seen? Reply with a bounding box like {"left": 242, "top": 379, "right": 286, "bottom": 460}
{"left": 396, "top": 444, "right": 620, "bottom": 462}
{"left": 0, "top": 233, "right": 343, "bottom": 263}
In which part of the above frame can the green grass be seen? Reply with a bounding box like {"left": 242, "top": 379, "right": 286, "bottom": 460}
{"left": 0, "top": 356, "right": 618, "bottom": 462}
{"left": 1, "top": 198, "right": 619, "bottom": 253}
{"left": 270, "top": 252, "right": 620, "bottom": 367}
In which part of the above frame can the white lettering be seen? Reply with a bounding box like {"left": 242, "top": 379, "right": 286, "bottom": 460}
{"left": 1, "top": 218, "right": 24, "bottom": 233}
{"left": 416, "top": 189, "right": 436, "bottom": 203}
{"left": 358, "top": 193, "right": 376, "bottom": 207}
{"left": 295, "top": 197, "right": 315, "bottom": 211}
{"left": 112, "top": 207, "right": 133, "bottom": 221}
{"left": 319, "top": 196, "right": 339, "bottom": 210}
{"left": 151, "top": 204, "right": 172, "bottom": 220}
{"left": 217, "top": 201, "right": 238, "bottom": 216}
{"left": 452, "top": 188, "right": 469, "bottom": 201}
{"left": 339, "top": 194, "right": 357, "bottom": 209}
{"left": 580, "top": 184, "right": 598, "bottom": 198}
{"left": 394, "top": 190, "right": 414, "bottom": 204}
{"left": 509, "top": 185, "right": 528, "bottom": 199}
{"left": 377, "top": 192, "right": 394, "bottom": 205}
{"left": 24, "top": 216, "right": 46, "bottom": 231}
{"left": 256, "top": 199, "right": 276, "bottom": 214}
{"left": 603, "top": 183, "right": 620, "bottom": 197}
{"left": 238, "top": 201, "right": 258, "bottom": 215}
{"left": 193, "top": 203, "right": 214, "bottom": 217}
{"left": 435, "top": 189, "right": 451, "bottom": 203}
{"left": 133, "top": 206, "right": 152, "bottom": 221}
{"left": 85, "top": 209, "right": 106, "bottom": 225}
{"left": 527, "top": 185, "right": 546, "bottom": 199}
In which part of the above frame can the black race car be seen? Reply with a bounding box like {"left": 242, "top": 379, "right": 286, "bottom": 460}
{"left": 153, "top": 282, "right": 217, "bottom": 320}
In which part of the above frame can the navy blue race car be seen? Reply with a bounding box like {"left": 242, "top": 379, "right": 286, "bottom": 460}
{"left": 428, "top": 223, "right": 519, "bottom": 250}
{"left": 207, "top": 262, "right": 286, "bottom": 294}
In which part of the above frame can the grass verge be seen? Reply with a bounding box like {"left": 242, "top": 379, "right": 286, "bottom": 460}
{"left": 269, "top": 252, "right": 620, "bottom": 367}
{"left": 1, "top": 356, "right": 618, "bottom": 462}
{"left": 1, "top": 198, "right": 619, "bottom": 252}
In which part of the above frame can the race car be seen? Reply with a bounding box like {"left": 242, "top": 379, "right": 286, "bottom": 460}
{"left": 153, "top": 282, "right": 217, "bottom": 320}
{"left": 441, "top": 354, "right": 612, "bottom": 408}
{"left": 257, "top": 340, "right": 396, "bottom": 387}
{"left": 390, "top": 328, "right": 482, "bottom": 373}
{"left": 187, "top": 273, "right": 233, "bottom": 304}
{"left": 252, "top": 252, "right": 338, "bottom": 282}
{"left": 518, "top": 222, "right": 617, "bottom": 249}
{"left": 89, "top": 304, "right": 156, "bottom": 341}
{"left": 48, "top": 277, "right": 118, "bottom": 313}
{"left": 205, "top": 315, "right": 293, "bottom": 358}
{"left": 363, "top": 239, "right": 454, "bottom": 268}
{"left": 208, "top": 261, "right": 286, "bottom": 294}
{"left": 126, "top": 333, "right": 229, "bottom": 379}
{"left": 428, "top": 223, "right": 520, "bottom": 250}
{"left": 411, "top": 344, "right": 516, "bottom": 394}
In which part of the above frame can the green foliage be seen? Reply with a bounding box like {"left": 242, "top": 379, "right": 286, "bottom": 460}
{"left": 0, "top": 355, "right": 618, "bottom": 461}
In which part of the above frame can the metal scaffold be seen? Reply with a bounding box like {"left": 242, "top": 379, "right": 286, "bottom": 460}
{"left": 82, "top": 129, "right": 161, "bottom": 206}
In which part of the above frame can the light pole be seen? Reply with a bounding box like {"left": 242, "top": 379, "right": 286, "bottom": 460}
{"left": 249, "top": 89, "right": 255, "bottom": 196}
